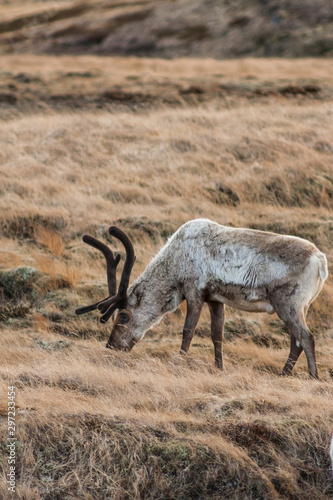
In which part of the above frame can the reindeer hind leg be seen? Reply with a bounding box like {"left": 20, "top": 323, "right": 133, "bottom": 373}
{"left": 273, "top": 301, "right": 318, "bottom": 379}
{"left": 281, "top": 333, "right": 303, "bottom": 376}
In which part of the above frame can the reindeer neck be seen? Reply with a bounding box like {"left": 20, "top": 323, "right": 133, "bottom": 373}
{"left": 127, "top": 251, "right": 182, "bottom": 334}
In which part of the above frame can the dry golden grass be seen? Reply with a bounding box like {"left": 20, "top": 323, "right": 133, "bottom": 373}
{"left": 0, "top": 326, "right": 333, "bottom": 498}
{"left": 2, "top": 54, "right": 333, "bottom": 83}
{"left": 0, "top": 56, "right": 333, "bottom": 499}
{"left": 34, "top": 226, "right": 64, "bottom": 257}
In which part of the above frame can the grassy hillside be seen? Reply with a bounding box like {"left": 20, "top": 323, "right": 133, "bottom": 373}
{"left": 0, "top": 56, "right": 333, "bottom": 499}
{"left": 0, "top": 0, "right": 332, "bottom": 58}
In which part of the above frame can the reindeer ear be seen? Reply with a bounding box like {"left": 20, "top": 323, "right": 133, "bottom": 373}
{"left": 129, "top": 283, "right": 143, "bottom": 306}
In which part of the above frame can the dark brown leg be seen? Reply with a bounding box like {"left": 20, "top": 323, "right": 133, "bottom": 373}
{"left": 281, "top": 334, "right": 303, "bottom": 376}
{"left": 295, "top": 324, "right": 318, "bottom": 379}
{"left": 180, "top": 299, "right": 203, "bottom": 355}
{"left": 208, "top": 301, "right": 224, "bottom": 370}
{"left": 273, "top": 303, "right": 318, "bottom": 379}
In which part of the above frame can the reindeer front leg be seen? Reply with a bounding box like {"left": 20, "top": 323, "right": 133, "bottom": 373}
{"left": 208, "top": 301, "right": 224, "bottom": 370}
{"left": 180, "top": 297, "right": 203, "bottom": 355}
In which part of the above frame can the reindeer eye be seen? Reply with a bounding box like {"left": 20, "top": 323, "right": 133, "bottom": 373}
{"left": 118, "top": 312, "right": 130, "bottom": 324}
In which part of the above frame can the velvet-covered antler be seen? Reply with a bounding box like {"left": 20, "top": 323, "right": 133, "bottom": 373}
{"left": 75, "top": 228, "right": 135, "bottom": 324}
{"left": 75, "top": 235, "right": 120, "bottom": 316}
{"left": 98, "top": 226, "right": 136, "bottom": 323}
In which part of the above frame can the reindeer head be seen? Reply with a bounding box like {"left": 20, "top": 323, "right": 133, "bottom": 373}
{"left": 75, "top": 226, "right": 137, "bottom": 351}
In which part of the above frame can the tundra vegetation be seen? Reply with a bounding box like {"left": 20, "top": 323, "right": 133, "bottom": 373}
{"left": 0, "top": 51, "right": 332, "bottom": 499}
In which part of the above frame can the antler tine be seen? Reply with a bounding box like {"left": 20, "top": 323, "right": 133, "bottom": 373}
{"left": 83, "top": 235, "right": 120, "bottom": 296}
{"left": 75, "top": 234, "right": 120, "bottom": 317}
{"left": 109, "top": 226, "right": 135, "bottom": 298}
{"left": 97, "top": 227, "right": 136, "bottom": 322}
{"left": 76, "top": 302, "right": 106, "bottom": 316}
{"left": 100, "top": 301, "right": 121, "bottom": 324}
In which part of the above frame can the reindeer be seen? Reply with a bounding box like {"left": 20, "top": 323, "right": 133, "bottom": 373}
{"left": 76, "top": 219, "right": 328, "bottom": 378}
